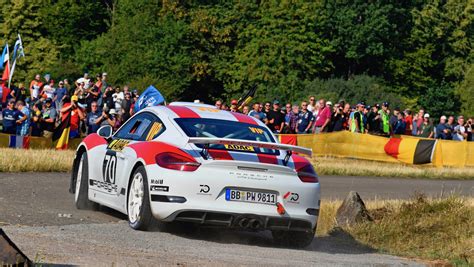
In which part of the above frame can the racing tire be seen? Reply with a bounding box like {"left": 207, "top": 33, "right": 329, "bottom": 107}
{"left": 127, "top": 166, "right": 154, "bottom": 231}
{"left": 271, "top": 228, "right": 315, "bottom": 248}
{"left": 74, "top": 152, "right": 98, "bottom": 210}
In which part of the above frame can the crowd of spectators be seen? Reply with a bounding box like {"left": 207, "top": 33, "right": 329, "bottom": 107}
{"left": 217, "top": 97, "right": 474, "bottom": 142}
{"left": 1, "top": 74, "right": 473, "bottom": 142}
{"left": 0, "top": 73, "right": 138, "bottom": 138}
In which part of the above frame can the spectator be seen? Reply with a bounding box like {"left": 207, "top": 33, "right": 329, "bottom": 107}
{"left": 307, "top": 96, "right": 316, "bottom": 112}
{"left": 63, "top": 79, "right": 71, "bottom": 93}
{"left": 11, "top": 83, "right": 27, "bottom": 103}
{"left": 99, "top": 107, "right": 117, "bottom": 129}
{"left": 103, "top": 86, "right": 115, "bottom": 110}
{"left": 390, "top": 107, "right": 400, "bottom": 133}
{"left": 54, "top": 80, "right": 68, "bottom": 111}
{"left": 379, "top": 102, "right": 391, "bottom": 135}
{"left": 101, "top": 73, "right": 108, "bottom": 92}
{"left": 313, "top": 99, "right": 331, "bottom": 133}
{"left": 419, "top": 114, "right": 434, "bottom": 138}
{"left": 220, "top": 102, "right": 228, "bottom": 111}
{"left": 30, "top": 103, "right": 43, "bottom": 137}
{"left": 86, "top": 101, "right": 101, "bottom": 134}
{"left": 351, "top": 103, "right": 365, "bottom": 133}
{"left": 61, "top": 95, "right": 85, "bottom": 138}
{"left": 412, "top": 113, "right": 419, "bottom": 136}
{"left": 113, "top": 86, "right": 124, "bottom": 112}
{"left": 330, "top": 103, "right": 346, "bottom": 132}
{"left": 230, "top": 99, "right": 238, "bottom": 112}
{"left": 121, "top": 93, "right": 132, "bottom": 122}
{"left": 242, "top": 105, "right": 250, "bottom": 115}
{"left": 367, "top": 104, "right": 381, "bottom": 134}
{"left": 266, "top": 100, "right": 285, "bottom": 133}
{"left": 453, "top": 116, "right": 467, "bottom": 141}
{"left": 75, "top": 73, "right": 91, "bottom": 90}
{"left": 415, "top": 109, "right": 425, "bottom": 134}
{"left": 404, "top": 109, "right": 413, "bottom": 135}
{"left": 393, "top": 112, "right": 406, "bottom": 135}
{"left": 41, "top": 98, "right": 57, "bottom": 138}
{"left": 342, "top": 103, "right": 351, "bottom": 130}
{"left": 215, "top": 100, "right": 222, "bottom": 109}
{"left": 435, "top": 115, "right": 449, "bottom": 139}
{"left": 284, "top": 103, "right": 292, "bottom": 115}
{"left": 466, "top": 117, "right": 473, "bottom": 141}
{"left": 2, "top": 99, "right": 21, "bottom": 134}
{"left": 296, "top": 101, "right": 314, "bottom": 134}
{"left": 29, "top": 74, "right": 43, "bottom": 101}
{"left": 263, "top": 102, "right": 271, "bottom": 116}
{"left": 248, "top": 102, "right": 266, "bottom": 122}
{"left": 285, "top": 105, "right": 299, "bottom": 133}
{"left": 15, "top": 101, "right": 30, "bottom": 136}
{"left": 42, "top": 79, "right": 56, "bottom": 99}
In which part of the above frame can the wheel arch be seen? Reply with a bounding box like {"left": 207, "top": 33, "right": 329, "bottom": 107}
{"left": 126, "top": 159, "right": 147, "bottom": 212}
{"left": 69, "top": 144, "right": 88, "bottom": 194}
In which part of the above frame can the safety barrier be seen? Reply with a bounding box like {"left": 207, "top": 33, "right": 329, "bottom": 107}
{"left": 1, "top": 132, "right": 472, "bottom": 167}
{"left": 278, "top": 131, "right": 474, "bottom": 168}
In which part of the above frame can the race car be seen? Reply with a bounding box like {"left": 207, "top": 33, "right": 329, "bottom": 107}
{"left": 69, "top": 102, "right": 320, "bottom": 247}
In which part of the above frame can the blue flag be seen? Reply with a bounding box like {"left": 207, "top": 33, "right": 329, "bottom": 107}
{"left": 0, "top": 45, "right": 8, "bottom": 70}
{"left": 134, "top": 85, "right": 165, "bottom": 113}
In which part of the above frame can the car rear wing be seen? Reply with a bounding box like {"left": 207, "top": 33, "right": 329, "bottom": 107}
{"left": 187, "top": 137, "right": 312, "bottom": 157}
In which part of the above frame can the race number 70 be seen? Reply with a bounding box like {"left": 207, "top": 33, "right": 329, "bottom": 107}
{"left": 103, "top": 153, "right": 117, "bottom": 184}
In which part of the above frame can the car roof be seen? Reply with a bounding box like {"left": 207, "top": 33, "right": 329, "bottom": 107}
{"left": 142, "top": 103, "right": 265, "bottom": 127}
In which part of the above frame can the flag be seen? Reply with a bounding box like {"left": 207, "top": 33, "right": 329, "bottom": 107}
{"left": 1, "top": 43, "right": 9, "bottom": 81}
{"left": 237, "top": 85, "right": 256, "bottom": 110}
{"left": 8, "top": 135, "right": 30, "bottom": 149}
{"left": 134, "top": 85, "right": 165, "bottom": 113}
{"left": 53, "top": 112, "right": 71, "bottom": 150}
{"left": 384, "top": 137, "right": 437, "bottom": 164}
{"left": 9, "top": 34, "right": 25, "bottom": 88}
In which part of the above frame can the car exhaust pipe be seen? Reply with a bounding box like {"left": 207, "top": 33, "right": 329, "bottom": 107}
{"left": 239, "top": 218, "right": 250, "bottom": 228}
{"left": 249, "top": 219, "right": 261, "bottom": 230}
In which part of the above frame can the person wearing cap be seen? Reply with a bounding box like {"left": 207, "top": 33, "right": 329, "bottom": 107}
{"left": 54, "top": 80, "right": 68, "bottom": 111}
{"left": 41, "top": 98, "right": 58, "bottom": 138}
{"left": 2, "top": 99, "right": 23, "bottom": 134}
{"left": 61, "top": 95, "right": 85, "bottom": 138}
{"left": 435, "top": 115, "right": 450, "bottom": 139}
{"left": 76, "top": 73, "right": 91, "bottom": 90}
{"left": 266, "top": 100, "right": 286, "bottom": 133}
{"left": 98, "top": 107, "right": 117, "bottom": 130}
{"left": 230, "top": 99, "right": 239, "bottom": 112}
{"left": 379, "top": 102, "right": 391, "bottom": 135}
{"left": 313, "top": 99, "right": 331, "bottom": 133}
{"left": 418, "top": 113, "right": 434, "bottom": 138}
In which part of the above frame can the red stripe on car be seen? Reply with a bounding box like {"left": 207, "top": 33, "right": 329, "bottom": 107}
{"left": 167, "top": 106, "right": 200, "bottom": 118}
{"left": 231, "top": 112, "right": 258, "bottom": 125}
{"left": 291, "top": 154, "right": 310, "bottom": 170}
{"left": 257, "top": 154, "right": 279, "bottom": 165}
{"left": 82, "top": 133, "right": 107, "bottom": 150}
{"left": 208, "top": 149, "right": 234, "bottom": 160}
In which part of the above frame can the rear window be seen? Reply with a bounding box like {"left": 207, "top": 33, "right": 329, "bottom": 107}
{"left": 175, "top": 118, "right": 279, "bottom": 155}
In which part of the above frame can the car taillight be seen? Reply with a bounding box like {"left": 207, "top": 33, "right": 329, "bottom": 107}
{"left": 155, "top": 152, "right": 201, "bottom": 172}
{"left": 297, "top": 164, "right": 319, "bottom": 183}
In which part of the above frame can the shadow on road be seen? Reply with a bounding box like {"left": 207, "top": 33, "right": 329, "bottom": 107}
{"left": 147, "top": 221, "right": 375, "bottom": 255}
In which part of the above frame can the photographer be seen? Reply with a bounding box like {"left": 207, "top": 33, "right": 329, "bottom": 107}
{"left": 98, "top": 106, "right": 117, "bottom": 129}
{"left": 330, "top": 103, "right": 346, "bottom": 132}
{"left": 61, "top": 95, "right": 85, "bottom": 138}
{"left": 453, "top": 116, "right": 468, "bottom": 141}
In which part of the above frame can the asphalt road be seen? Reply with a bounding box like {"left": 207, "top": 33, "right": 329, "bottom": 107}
{"left": 1, "top": 172, "right": 472, "bottom": 265}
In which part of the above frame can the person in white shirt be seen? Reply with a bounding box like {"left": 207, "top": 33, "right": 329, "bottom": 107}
{"left": 75, "top": 73, "right": 91, "bottom": 90}
{"left": 453, "top": 116, "right": 467, "bottom": 141}
{"left": 307, "top": 96, "right": 316, "bottom": 112}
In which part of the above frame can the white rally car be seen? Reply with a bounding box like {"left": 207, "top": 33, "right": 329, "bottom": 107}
{"left": 69, "top": 102, "right": 320, "bottom": 247}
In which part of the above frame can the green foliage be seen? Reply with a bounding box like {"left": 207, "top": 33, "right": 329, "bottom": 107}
{"left": 0, "top": 0, "right": 472, "bottom": 114}
{"left": 456, "top": 64, "right": 474, "bottom": 117}
{"left": 418, "top": 82, "right": 461, "bottom": 119}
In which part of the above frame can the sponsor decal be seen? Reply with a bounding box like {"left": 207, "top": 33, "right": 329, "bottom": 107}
{"left": 146, "top": 122, "right": 163, "bottom": 141}
{"left": 90, "top": 179, "right": 118, "bottom": 194}
{"left": 150, "top": 179, "right": 164, "bottom": 185}
{"left": 197, "top": 184, "right": 211, "bottom": 195}
{"left": 229, "top": 171, "right": 274, "bottom": 181}
{"left": 196, "top": 107, "right": 220, "bottom": 113}
{"left": 102, "top": 151, "right": 117, "bottom": 184}
{"left": 283, "top": 191, "right": 300, "bottom": 203}
{"left": 150, "top": 185, "right": 169, "bottom": 192}
{"left": 107, "top": 139, "right": 130, "bottom": 151}
{"left": 248, "top": 127, "right": 264, "bottom": 135}
{"left": 224, "top": 144, "right": 255, "bottom": 152}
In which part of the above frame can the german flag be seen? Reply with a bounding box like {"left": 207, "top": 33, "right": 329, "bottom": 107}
{"left": 384, "top": 137, "right": 437, "bottom": 164}
{"left": 52, "top": 112, "right": 71, "bottom": 150}
{"left": 237, "top": 85, "right": 257, "bottom": 111}
{"left": 278, "top": 134, "right": 298, "bottom": 146}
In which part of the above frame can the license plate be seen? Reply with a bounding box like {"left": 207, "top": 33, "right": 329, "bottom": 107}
{"left": 225, "top": 189, "right": 277, "bottom": 205}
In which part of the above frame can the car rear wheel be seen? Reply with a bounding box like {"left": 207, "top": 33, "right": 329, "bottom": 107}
{"left": 272, "top": 228, "right": 315, "bottom": 248}
{"left": 127, "top": 166, "right": 154, "bottom": 230}
{"left": 74, "top": 153, "right": 98, "bottom": 210}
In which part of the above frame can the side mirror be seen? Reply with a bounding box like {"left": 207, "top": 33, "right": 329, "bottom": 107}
{"left": 97, "top": 125, "right": 113, "bottom": 139}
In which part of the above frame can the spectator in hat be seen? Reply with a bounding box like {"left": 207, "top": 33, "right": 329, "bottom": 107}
{"left": 248, "top": 102, "right": 267, "bottom": 122}
{"left": 435, "top": 115, "right": 449, "bottom": 139}
{"left": 41, "top": 98, "right": 57, "bottom": 138}
{"left": 314, "top": 98, "right": 331, "bottom": 133}
{"left": 296, "top": 101, "right": 314, "bottom": 134}
{"left": 61, "top": 95, "right": 85, "bottom": 138}
{"left": 351, "top": 103, "right": 365, "bottom": 133}
{"left": 453, "top": 116, "right": 467, "bottom": 141}
{"left": 2, "top": 99, "right": 23, "bottom": 134}
{"left": 418, "top": 113, "right": 434, "bottom": 138}
{"left": 266, "top": 100, "right": 285, "bottom": 133}
{"left": 230, "top": 99, "right": 239, "bottom": 112}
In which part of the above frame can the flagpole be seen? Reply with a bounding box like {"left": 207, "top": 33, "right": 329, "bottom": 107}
{"left": 8, "top": 34, "right": 24, "bottom": 88}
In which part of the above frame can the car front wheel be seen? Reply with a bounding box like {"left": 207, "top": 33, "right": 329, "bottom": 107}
{"left": 127, "top": 165, "right": 154, "bottom": 230}
{"left": 74, "top": 152, "right": 98, "bottom": 210}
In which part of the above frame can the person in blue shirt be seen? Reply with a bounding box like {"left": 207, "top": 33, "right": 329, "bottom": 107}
{"left": 394, "top": 112, "right": 407, "bottom": 135}
{"left": 2, "top": 99, "right": 23, "bottom": 134}
{"left": 15, "top": 100, "right": 30, "bottom": 136}
{"left": 53, "top": 80, "right": 68, "bottom": 110}
{"left": 296, "top": 101, "right": 314, "bottom": 133}
{"left": 86, "top": 101, "right": 102, "bottom": 134}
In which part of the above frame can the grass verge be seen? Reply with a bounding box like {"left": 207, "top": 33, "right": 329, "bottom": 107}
{"left": 317, "top": 196, "right": 474, "bottom": 265}
{"left": 312, "top": 156, "right": 474, "bottom": 179}
{"left": 0, "top": 148, "right": 74, "bottom": 172}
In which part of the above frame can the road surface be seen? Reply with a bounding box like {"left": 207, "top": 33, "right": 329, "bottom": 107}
{"left": 1, "top": 172, "right": 471, "bottom": 265}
